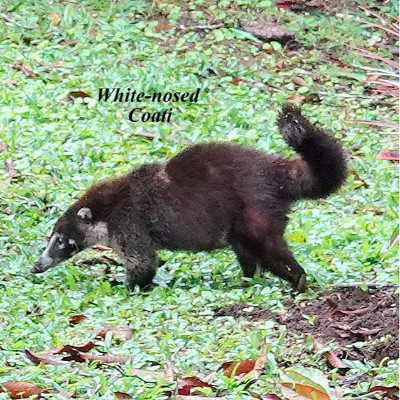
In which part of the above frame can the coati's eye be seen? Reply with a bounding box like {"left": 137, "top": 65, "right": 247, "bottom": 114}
{"left": 56, "top": 236, "right": 64, "bottom": 246}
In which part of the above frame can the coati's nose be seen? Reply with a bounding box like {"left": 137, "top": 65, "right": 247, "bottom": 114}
{"left": 32, "top": 261, "right": 49, "bottom": 273}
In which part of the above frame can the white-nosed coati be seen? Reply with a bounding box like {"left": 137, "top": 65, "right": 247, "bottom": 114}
{"left": 33, "top": 105, "right": 347, "bottom": 293}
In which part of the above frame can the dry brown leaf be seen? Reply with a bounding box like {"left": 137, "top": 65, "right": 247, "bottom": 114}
{"left": 114, "top": 392, "right": 134, "bottom": 399}
{"left": 49, "top": 61, "right": 65, "bottom": 68}
{"left": 326, "top": 352, "right": 350, "bottom": 370}
{"left": 241, "top": 22, "right": 296, "bottom": 45}
{"left": 0, "top": 142, "right": 9, "bottom": 153}
{"left": 25, "top": 349, "right": 65, "bottom": 366}
{"left": 94, "top": 325, "right": 133, "bottom": 342}
{"left": 231, "top": 77, "right": 250, "bottom": 85}
{"left": 80, "top": 352, "right": 132, "bottom": 363}
{"left": 57, "top": 342, "right": 95, "bottom": 354}
{"left": 278, "top": 385, "right": 309, "bottom": 400}
{"left": 291, "top": 76, "right": 307, "bottom": 86}
{"left": 3, "top": 79, "right": 18, "bottom": 86}
{"left": 133, "top": 131, "right": 156, "bottom": 139}
{"left": 221, "top": 359, "right": 256, "bottom": 377}
{"left": 6, "top": 157, "right": 21, "bottom": 178}
{"left": 0, "top": 381, "right": 43, "bottom": 399}
{"left": 155, "top": 20, "right": 173, "bottom": 32}
{"left": 12, "top": 64, "right": 37, "bottom": 77}
{"left": 368, "top": 386, "right": 399, "bottom": 400}
{"left": 288, "top": 95, "right": 306, "bottom": 103}
{"left": 66, "top": 90, "right": 91, "bottom": 102}
{"left": 69, "top": 314, "right": 88, "bottom": 325}
{"left": 222, "top": 343, "right": 266, "bottom": 379}
{"left": 178, "top": 377, "right": 215, "bottom": 395}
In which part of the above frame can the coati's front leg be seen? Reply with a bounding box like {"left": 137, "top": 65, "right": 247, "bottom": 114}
{"left": 122, "top": 250, "right": 158, "bottom": 290}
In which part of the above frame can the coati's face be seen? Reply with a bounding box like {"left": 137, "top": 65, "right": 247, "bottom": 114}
{"left": 32, "top": 207, "right": 106, "bottom": 273}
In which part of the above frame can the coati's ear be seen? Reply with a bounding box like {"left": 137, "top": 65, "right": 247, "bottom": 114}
{"left": 77, "top": 207, "right": 92, "bottom": 221}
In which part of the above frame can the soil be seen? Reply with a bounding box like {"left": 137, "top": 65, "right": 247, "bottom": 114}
{"left": 214, "top": 286, "right": 398, "bottom": 363}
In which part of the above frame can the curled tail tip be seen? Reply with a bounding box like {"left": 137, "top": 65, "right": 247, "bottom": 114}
{"left": 280, "top": 103, "right": 302, "bottom": 118}
{"left": 278, "top": 104, "right": 311, "bottom": 148}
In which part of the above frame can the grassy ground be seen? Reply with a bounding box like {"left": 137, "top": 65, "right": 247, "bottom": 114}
{"left": 0, "top": 0, "right": 398, "bottom": 399}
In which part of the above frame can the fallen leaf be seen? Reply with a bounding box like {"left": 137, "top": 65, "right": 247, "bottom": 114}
{"left": 291, "top": 76, "right": 307, "bottom": 86}
{"left": 368, "top": 386, "right": 399, "bottom": 400}
{"left": 178, "top": 377, "right": 215, "bottom": 395}
{"left": 231, "top": 77, "right": 250, "bottom": 85}
{"left": 288, "top": 95, "right": 306, "bottom": 103}
{"left": 241, "top": 22, "right": 297, "bottom": 45}
{"left": 376, "top": 150, "right": 399, "bottom": 161}
{"left": 66, "top": 90, "right": 91, "bottom": 102}
{"left": 25, "top": 349, "right": 64, "bottom": 366}
{"left": 59, "top": 38, "right": 78, "bottom": 46}
{"left": 154, "top": 19, "right": 173, "bottom": 32}
{"left": 221, "top": 360, "right": 256, "bottom": 377}
{"left": 278, "top": 385, "right": 310, "bottom": 400}
{"left": 282, "top": 383, "right": 331, "bottom": 400}
{"left": 354, "top": 47, "right": 398, "bottom": 69}
{"left": 59, "top": 347, "right": 86, "bottom": 363}
{"left": 0, "top": 142, "right": 9, "bottom": 153}
{"left": 251, "top": 393, "right": 282, "bottom": 399}
{"left": 6, "top": 157, "right": 21, "bottom": 178}
{"left": 114, "top": 392, "right": 134, "bottom": 399}
{"left": 94, "top": 325, "right": 133, "bottom": 342}
{"left": 81, "top": 353, "right": 132, "bottom": 363}
{"left": 276, "top": 0, "right": 327, "bottom": 12}
{"left": 12, "top": 64, "right": 37, "bottom": 77}
{"left": 0, "top": 381, "right": 43, "bottom": 399}
{"left": 49, "top": 61, "right": 65, "bottom": 68}
{"left": 281, "top": 367, "right": 333, "bottom": 400}
{"left": 133, "top": 131, "right": 156, "bottom": 139}
{"left": 222, "top": 343, "right": 266, "bottom": 379}
{"left": 69, "top": 314, "right": 88, "bottom": 325}
{"left": 3, "top": 79, "right": 19, "bottom": 86}
{"left": 326, "top": 352, "right": 351, "bottom": 370}
{"left": 57, "top": 342, "right": 95, "bottom": 353}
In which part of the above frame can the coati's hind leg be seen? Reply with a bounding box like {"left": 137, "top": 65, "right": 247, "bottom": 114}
{"left": 232, "top": 243, "right": 258, "bottom": 278}
{"left": 123, "top": 251, "right": 158, "bottom": 291}
{"left": 236, "top": 208, "right": 306, "bottom": 292}
{"left": 258, "top": 237, "right": 306, "bottom": 293}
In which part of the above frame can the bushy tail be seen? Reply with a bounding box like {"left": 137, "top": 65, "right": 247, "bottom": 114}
{"left": 278, "top": 105, "right": 347, "bottom": 200}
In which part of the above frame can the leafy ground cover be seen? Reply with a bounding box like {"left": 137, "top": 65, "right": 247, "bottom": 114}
{"left": 0, "top": 0, "right": 398, "bottom": 398}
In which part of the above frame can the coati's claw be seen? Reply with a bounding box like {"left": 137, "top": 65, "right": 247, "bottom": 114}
{"left": 294, "top": 274, "right": 307, "bottom": 293}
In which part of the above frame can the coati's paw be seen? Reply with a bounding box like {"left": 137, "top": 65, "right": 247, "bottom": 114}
{"left": 127, "top": 282, "right": 155, "bottom": 293}
{"left": 293, "top": 273, "right": 306, "bottom": 293}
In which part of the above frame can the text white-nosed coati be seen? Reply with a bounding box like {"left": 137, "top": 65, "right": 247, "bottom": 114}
{"left": 33, "top": 105, "right": 347, "bottom": 293}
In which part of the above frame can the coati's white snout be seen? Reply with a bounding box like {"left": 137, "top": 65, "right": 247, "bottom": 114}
{"left": 32, "top": 234, "right": 63, "bottom": 273}
{"left": 32, "top": 207, "right": 109, "bottom": 274}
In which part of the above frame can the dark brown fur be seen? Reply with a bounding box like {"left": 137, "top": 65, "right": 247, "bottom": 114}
{"left": 33, "top": 105, "right": 347, "bottom": 292}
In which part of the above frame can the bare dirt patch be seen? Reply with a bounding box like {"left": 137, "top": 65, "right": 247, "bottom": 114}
{"left": 214, "top": 286, "right": 398, "bottom": 363}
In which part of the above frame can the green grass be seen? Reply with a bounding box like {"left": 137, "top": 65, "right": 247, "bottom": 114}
{"left": 0, "top": 0, "right": 398, "bottom": 398}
